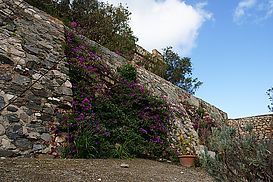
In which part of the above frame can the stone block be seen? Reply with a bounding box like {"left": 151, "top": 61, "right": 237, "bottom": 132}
{"left": 6, "top": 113, "right": 20, "bottom": 122}
{"left": 0, "top": 149, "right": 15, "bottom": 157}
{"left": 0, "top": 124, "right": 5, "bottom": 135}
{"left": 15, "top": 138, "right": 32, "bottom": 149}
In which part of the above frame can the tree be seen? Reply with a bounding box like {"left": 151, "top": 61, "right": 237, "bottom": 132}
{"left": 267, "top": 87, "right": 273, "bottom": 112}
{"left": 25, "top": 0, "right": 137, "bottom": 59}
{"left": 162, "top": 47, "right": 202, "bottom": 94}
{"left": 70, "top": 1, "right": 137, "bottom": 59}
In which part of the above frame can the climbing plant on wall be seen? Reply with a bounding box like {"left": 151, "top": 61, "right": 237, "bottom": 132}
{"left": 60, "top": 27, "right": 177, "bottom": 160}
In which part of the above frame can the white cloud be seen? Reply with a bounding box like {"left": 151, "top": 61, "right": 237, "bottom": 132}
{"left": 100, "top": 0, "right": 212, "bottom": 54}
{"left": 233, "top": 0, "right": 273, "bottom": 23}
{"left": 233, "top": 0, "right": 257, "bottom": 23}
{"left": 265, "top": 0, "right": 273, "bottom": 17}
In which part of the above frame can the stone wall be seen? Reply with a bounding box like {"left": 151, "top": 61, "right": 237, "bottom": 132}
{"left": 132, "top": 45, "right": 164, "bottom": 65}
{"left": 132, "top": 45, "right": 166, "bottom": 77}
{"left": 0, "top": 0, "right": 72, "bottom": 157}
{"left": 227, "top": 114, "right": 273, "bottom": 140}
{"left": 0, "top": 0, "right": 228, "bottom": 157}
{"left": 79, "top": 34, "right": 228, "bottom": 149}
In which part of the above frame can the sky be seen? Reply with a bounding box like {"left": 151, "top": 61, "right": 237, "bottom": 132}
{"left": 100, "top": 0, "right": 273, "bottom": 119}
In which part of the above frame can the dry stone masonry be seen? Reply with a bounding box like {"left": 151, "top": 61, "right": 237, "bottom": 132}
{"left": 78, "top": 35, "right": 228, "bottom": 150}
{"left": 0, "top": 0, "right": 72, "bottom": 157}
{"left": 228, "top": 114, "right": 273, "bottom": 140}
{"left": 0, "top": 0, "right": 230, "bottom": 157}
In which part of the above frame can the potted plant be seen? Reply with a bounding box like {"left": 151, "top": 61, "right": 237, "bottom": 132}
{"left": 176, "top": 134, "right": 197, "bottom": 167}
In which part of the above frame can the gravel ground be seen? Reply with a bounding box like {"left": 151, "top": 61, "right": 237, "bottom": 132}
{"left": 0, "top": 158, "right": 214, "bottom": 182}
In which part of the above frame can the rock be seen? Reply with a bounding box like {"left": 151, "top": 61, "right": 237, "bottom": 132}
{"left": 41, "top": 133, "right": 51, "bottom": 141}
{"left": 7, "top": 105, "right": 18, "bottom": 112}
{"left": 55, "top": 136, "right": 65, "bottom": 143}
{"left": 59, "top": 86, "right": 73, "bottom": 96}
{"left": 41, "top": 147, "right": 50, "bottom": 154}
{"left": 6, "top": 114, "right": 20, "bottom": 122}
{"left": 63, "top": 80, "right": 72, "bottom": 88}
{"left": 0, "top": 54, "right": 14, "bottom": 65}
{"left": 5, "top": 22, "right": 16, "bottom": 32}
{"left": 34, "top": 113, "right": 41, "bottom": 117}
{"left": 13, "top": 75, "right": 31, "bottom": 86}
{"left": 1, "top": 138, "right": 16, "bottom": 149}
{"left": 27, "top": 132, "right": 40, "bottom": 139}
{"left": 26, "top": 124, "right": 47, "bottom": 133}
{"left": 22, "top": 44, "right": 40, "bottom": 55}
{"left": 6, "top": 94, "right": 15, "bottom": 101}
{"left": 0, "top": 96, "right": 5, "bottom": 110}
{"left": 0, "top": 149, "right": 15, "bottom": 157}
{"left": 207, "top": 151, "right": 216, "bottom": 159}
{"left": 33, "top": 144, "right": 44, "bottom": 151}
{"left": 48, "top": 97, "right": 60, "bottom": 102}
{"left": 0, "top": 73, "right": 12, "bottom": 81}
{"left": 120, "top": 163, "right": 129, "bottom": 168}
{"left": 6, "top": 123, "right": 23, "bottom": 140}
{"left": 0, "top": 124, "right": 5, "bottom": 135}
{"left": 15, "top": 138, "right": 32, "bottom": 149}
{"left": 32, "top": 73, "right": 42, "bottom": 80}
{"left": 42, "top": 107, "right": 54, "bottom": 114}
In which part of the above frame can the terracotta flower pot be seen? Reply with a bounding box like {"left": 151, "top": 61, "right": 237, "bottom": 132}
{"left": 178, "top": 155, "right": 197, "bottom": 167}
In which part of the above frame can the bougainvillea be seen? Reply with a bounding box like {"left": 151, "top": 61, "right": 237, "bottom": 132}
{"left": 61, "top": 26, "right": 176, "bottom": 160}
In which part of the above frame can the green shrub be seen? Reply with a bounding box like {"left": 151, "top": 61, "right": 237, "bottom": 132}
{"left": 200, "top": 125, "right": 273, "bottom": 182}
{"left": 61, "top": 31, "right": 176, "bottom": 161}
{"left": 117, "top": 64, "right": 137, "bottom": 82}
{"left": 25, "top": 0, "right": 137, "bottom": 59}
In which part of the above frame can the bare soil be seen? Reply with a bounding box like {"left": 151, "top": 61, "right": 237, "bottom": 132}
{"left": 0, "top": 158, "right": 214, "bottom": 182}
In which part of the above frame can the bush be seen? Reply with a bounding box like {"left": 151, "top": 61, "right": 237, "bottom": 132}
{"left": 25, "top": 0, "right": 137, "bottom": 59}
{"left": 200, "top": 125, "right": 273, "bottom": 182}
{"left": 117, "top": 64, "right": 137, "bottom": 82}
{"left": 61, "top": 30, "right": 176, "bottom": 160}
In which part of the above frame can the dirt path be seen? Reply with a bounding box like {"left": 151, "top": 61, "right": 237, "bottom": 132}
{"left": 0, "top": 158, "right": 214, "bottom": 182}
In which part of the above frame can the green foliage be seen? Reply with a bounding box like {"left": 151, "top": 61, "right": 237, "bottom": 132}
{"left": 162, "top": 47, "right": 202, "bottom": 94}
{"left": 191, "top": 107, "right": 215, "bottom": 146}
{"left": 176, "top": 134, "right": 195, "bottom": 155}
{"left": 25, "top": 0, "right": 137, "bottom": 59}
{"left": 200, "top": 125, "right": 273, "bottom": 182}
{"left": 92, "top": 81, "right": 175, "bottom": 159}
{"left": 61, "top": 31, "right": 177, "bottom": 161}
{"left": 267, "top": 87, "right": 273, "bottom": 112}
{"left": 117, "top": 64, "right": 137, "bottom": 82}
{"left": 140, "top": 54, "right": 168, "bottom": 78}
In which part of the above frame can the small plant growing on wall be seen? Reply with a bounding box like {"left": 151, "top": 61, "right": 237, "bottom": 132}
{"left": 117, "top": 64, "right": 137, "bottom": 82}
{"left": 186, "top": 106, "right": 215, "bottom": 146}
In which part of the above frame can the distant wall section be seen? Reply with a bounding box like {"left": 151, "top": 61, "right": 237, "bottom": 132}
{"left": 227, "top": 114, "right": 273, "bottom": 140}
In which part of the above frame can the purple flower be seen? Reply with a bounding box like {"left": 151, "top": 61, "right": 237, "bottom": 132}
{"left": 70, "top": 21, "right": 78, "bottom": 28}
{"left": 151, "top": 136, "right": 163, "bottom": 144}
{"left": 140, "top": 128, "right": 148, "bottom": 134}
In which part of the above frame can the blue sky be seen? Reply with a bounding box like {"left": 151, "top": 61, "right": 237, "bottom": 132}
{"left": 101, "top": 0, "right": 273, "bottom": 118}
{"left": 190, "top": 0, "right": 273, "bottom": 118}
